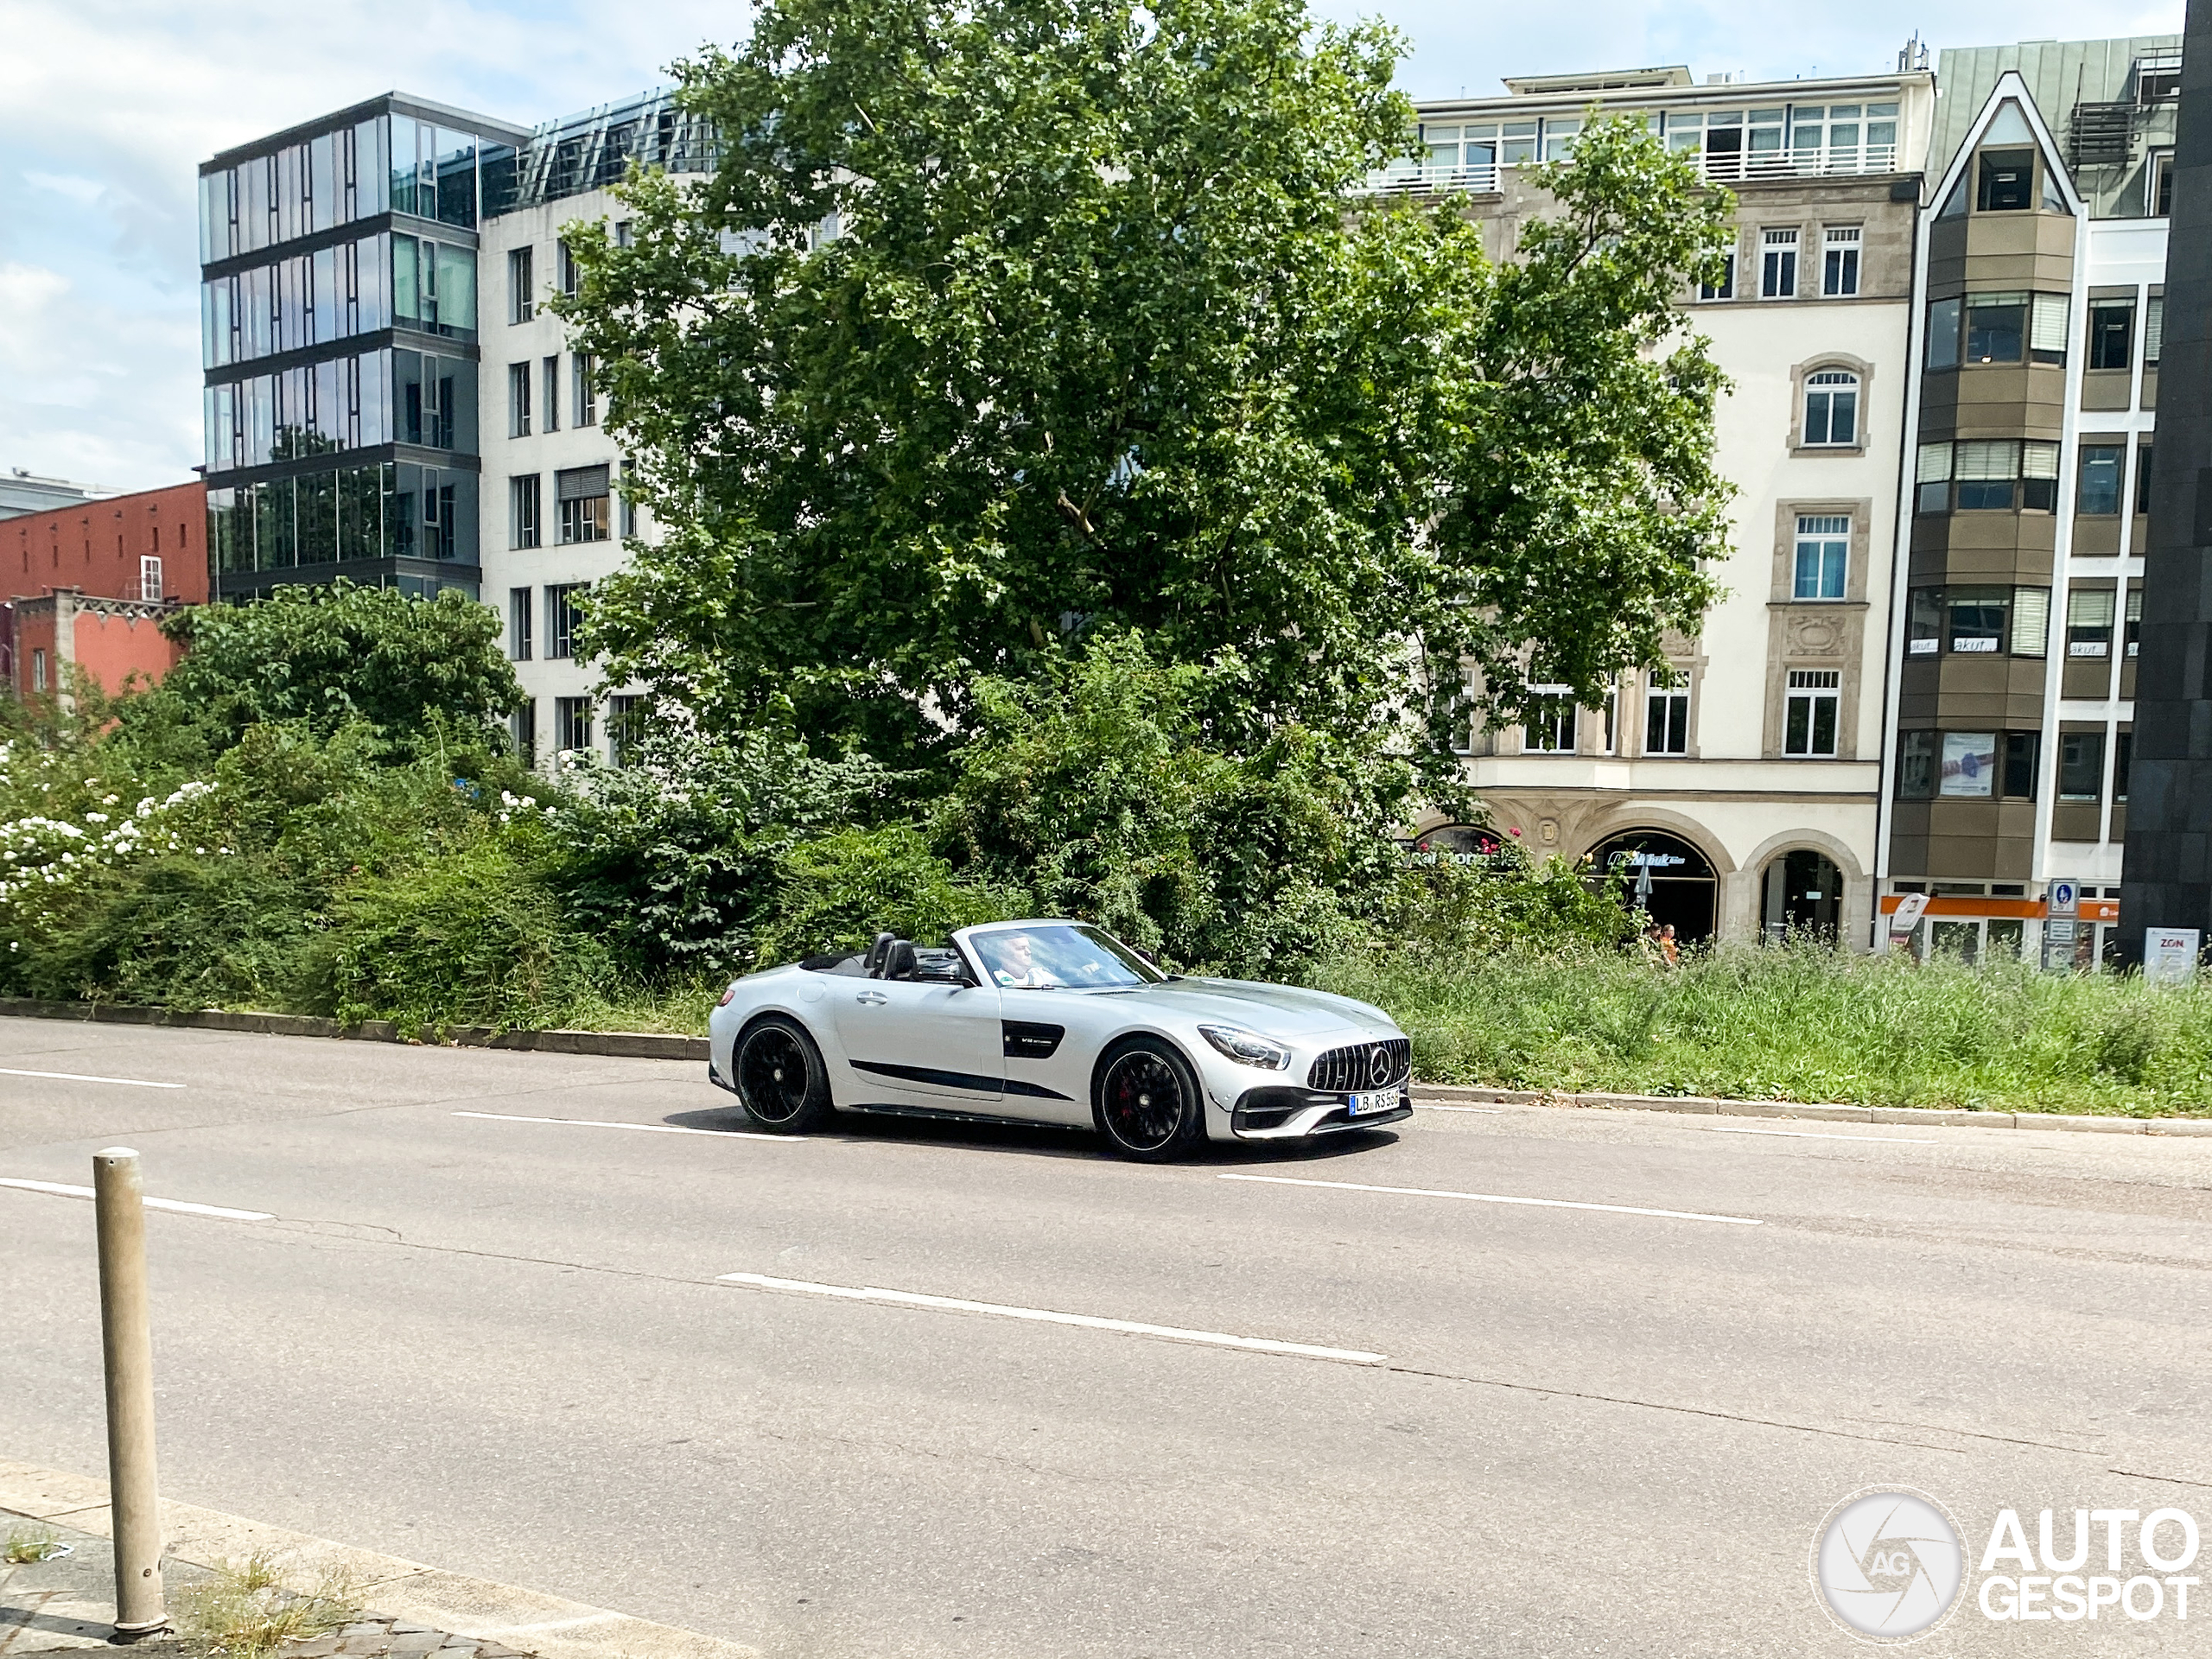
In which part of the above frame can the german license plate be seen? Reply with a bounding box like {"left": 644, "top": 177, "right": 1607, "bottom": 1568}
{"left": 1349, "top": 1089, "right": 1399, "bottom": 1116}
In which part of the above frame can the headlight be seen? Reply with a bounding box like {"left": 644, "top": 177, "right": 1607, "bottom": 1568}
{"left": 1198, "top": 1024, "right": 1291, "bottom": 1070}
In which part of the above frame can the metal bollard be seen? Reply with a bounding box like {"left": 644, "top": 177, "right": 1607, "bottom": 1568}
{"left": 92, "top": 1147, "right": 167, "bottom": 1641}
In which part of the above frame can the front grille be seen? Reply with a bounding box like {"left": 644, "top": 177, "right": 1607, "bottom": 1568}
{"left": 1307, "top": 1038, "right": 1410, "bottom": 1093}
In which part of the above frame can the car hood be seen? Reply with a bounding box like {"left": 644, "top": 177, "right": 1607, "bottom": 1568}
{"left": 1089, "top": 976, "right": 1401, "bottom": 1041}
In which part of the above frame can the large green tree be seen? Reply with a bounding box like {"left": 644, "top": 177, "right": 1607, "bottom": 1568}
{"left": 557, "top": 0, "right": 1732, "bottom": 770}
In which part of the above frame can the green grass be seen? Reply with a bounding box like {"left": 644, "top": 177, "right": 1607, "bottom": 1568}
{"left": 1311, "top": 942, "right": 2212, "bottom": 1116}
{"left": 3, "top": 1524, "right": 61, "bottom": 1564}
{"left": 170, "top": 1553, "right": 356, "bottom": 1659}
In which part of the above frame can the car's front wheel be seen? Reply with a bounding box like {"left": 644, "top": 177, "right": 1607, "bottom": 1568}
{"left": 1093, "top": 1038, "right": 1207, "bottom": 1161}
{"left": 733, "top": 1014, "right": 833, "bottom": 1134}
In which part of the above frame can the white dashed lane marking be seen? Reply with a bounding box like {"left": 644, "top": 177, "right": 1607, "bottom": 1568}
{"left": 1217, "top": 1172, "right": 1764, "bottom": 1227}
{"left": 1708, "top": 1125, "right": 1936, "bottom": 1145}
{"left": 0, "top": 1178, "right": 271, "bottom": 1222}
{"left": 0, "top": 1065, "right": 182, "bottom": 1090}
{"left": 453, "top": 1110, "right": 796, "bottom": 1143}
{"left": 717, "top": 1272, "right": 1389, "bottom": 1364}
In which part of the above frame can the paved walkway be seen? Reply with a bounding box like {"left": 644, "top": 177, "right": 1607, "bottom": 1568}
{"left": 0, "top": 1506, "right": 532, "bottom": 1657}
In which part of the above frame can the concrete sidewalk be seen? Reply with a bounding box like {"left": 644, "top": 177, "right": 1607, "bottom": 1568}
{"left": 0, "top": 1464, "right": 754, "bottom": 1659}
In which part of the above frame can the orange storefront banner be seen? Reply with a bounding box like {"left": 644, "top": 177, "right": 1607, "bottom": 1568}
{"left": 1878, "top": 895, "right": 2119, "bottom": 922}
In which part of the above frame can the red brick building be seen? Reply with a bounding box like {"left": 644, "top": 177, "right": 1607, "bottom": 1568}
{"left": 2, "top": 480, "right": 208, "bottom": 702}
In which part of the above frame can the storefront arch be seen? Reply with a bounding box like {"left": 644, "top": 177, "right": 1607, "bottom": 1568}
{"left": 1589, "top": 830, "right": 1720, "bottom": 944}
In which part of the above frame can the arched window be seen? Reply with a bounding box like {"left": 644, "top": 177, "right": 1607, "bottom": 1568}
{"left": 1804, "top": 369, "right": 1859, "bottom": 446}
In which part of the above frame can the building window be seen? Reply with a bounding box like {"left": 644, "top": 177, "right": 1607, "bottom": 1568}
{"left": 607, "top": 694, "right": 641, "bottom": 766}
{"left": 1921, "top": 438, "right": 2060, "bottom": 513}
{"left": 1802, "top": 372, "right": 1859, "bottom": 447}
{"left": 2137, "top": 443, "right": 2155, "bottom": 514}
{"left": 1941, "top": 733, "right": 1998, "bottom": 797}
{"left": 2152, "top": 150, "right": 2176, "bottom": 217}
{"left": 508, "top": 586, "right": 533, "bottom": 660}
{"left": 556, "top": 696, "right": 593, "bottom": 754}
{"left": 1821, "top": 226, "right": 1860, "bottom": 296}
{"left": 1897, "top": 729, "right": 1936, "bottom": 798}
{"left": 31, "top": 648, "right": 48, "bottom": 693}
{"left": 613, "top": 219, "right": 632, "bottom": 247}
{"left": 2126, "top": 585, "right": 2142, "bottom": 658}
{"left": 542, "top": 355, "right": 560, "bottom": 432}
{"left": 1977, "top": 149, "right": 2036, "bottom": 212}
{"left": 1926, "top": 296, "right": 1961, "bottom": 370}
{"left": 2067, "top": 588, "right": 2116, "bottom": 658}
{"left": 2088, "top": 302, "right": 2133, "bottom": 371}
{"left": 1760, "top": 228, "right": 1798, "bottom": 298}
{"left": 620, "top": 459, "right": 638, "bottom": 537}
{"left": 507, "top": 247, "right": 533, "bottom": 325}
{"left": 510, "top": 474, "right": 541, "bottom": 549}
{"left": 2115, "top": 730, "right": 2133, "bottom": 802}
{"left": 2003, "top": 732, "right": 2040, "bottom": 800}
{"left": 139, "top": 556, "right": 162, "bottom": 601}
{"left": 2058, "top": 731, "right": 2106, "bottom": 802}
{"left": 1644, "top": 682, "right": 1688, "bottom": 754}
{"left": 507, "top": 362, "right": 531, "bottom": 437}
{"left": 1793, "top": 516, "right": 1849, "bottom": 598}
{"left": 1783, "top": 669, "right": 1840, "bottom": 758}
{"left": 2146, "top": 296, "right": 2164, "bottom": 365}
{"left": 2078, "top": 445, "right": 2124, "bottom": 515}
{"left": 1523, "top": 687, "right": 1576, "bottom": 753}
{"left": 557, "top": 239, "right": 579, "bottom": 297}
{"left": 1965, "top": 292, "right": 2026, "bottom": 363}
{"left": 512, "top": 699, "right": 537, "bottom": 768}
{"left": 573, "top": 352, "right": 597, "bottom": 427}
{"left": 2030, "top": 293, "right": 2069, "bottom": 363}
{"left": 1909, "top": 586, "right": 2050, "bottom": 657}
{"left": 547, "top": 583, "right": 587, "bottom": 659}
{"left": 1699, "top": 251, "right": 1735, "bottom": 301}
{"left": 556, "top": 465, "right": 612, "bottom": 543}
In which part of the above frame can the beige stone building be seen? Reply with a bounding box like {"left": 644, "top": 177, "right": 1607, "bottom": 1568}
{"left": 1379, "top": 63, "right": 1937, "bottom": 945}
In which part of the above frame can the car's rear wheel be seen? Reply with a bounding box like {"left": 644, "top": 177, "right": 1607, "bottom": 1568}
{"left": 734, "top": 1015, "right": 833, "bottom": 1133}
{"left": 1093, "top": 1038, "right": 1206, "bottom": 1161}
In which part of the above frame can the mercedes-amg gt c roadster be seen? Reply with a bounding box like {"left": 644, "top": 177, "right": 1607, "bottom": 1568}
{"left": 707, "top": 919, "right": 1414, "bottom": 1160}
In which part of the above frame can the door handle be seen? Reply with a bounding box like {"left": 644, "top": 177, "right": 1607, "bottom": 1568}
{"left": 855, "top": 990, "right": 888, "bottom": 1005}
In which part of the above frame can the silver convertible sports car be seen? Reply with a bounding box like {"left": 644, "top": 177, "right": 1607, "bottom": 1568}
{"left": 707, "top": 919, "right": 1414, "bottom": 1160}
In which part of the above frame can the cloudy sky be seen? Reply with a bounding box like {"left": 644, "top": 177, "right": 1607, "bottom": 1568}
{"left": 0, "top": 0, "right": 2185, "bottom": 493}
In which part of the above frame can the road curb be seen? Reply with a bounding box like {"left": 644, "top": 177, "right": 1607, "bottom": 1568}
{"left": 1408, "top": 1084, "right": 2212, "bottom": 1134}
{"left": 4, "top": 996, "right": 2202, "bottom": 1131}
{"left": 0, "top": 998, "right": 709, "bottom": 1063}
{"left": 0, "top": 1459, "right": 755, "bottom": 1659}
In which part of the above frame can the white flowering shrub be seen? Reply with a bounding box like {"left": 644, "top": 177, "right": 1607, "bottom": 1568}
{"left": 0, "top": 782, "right": 221, "bottom": 937}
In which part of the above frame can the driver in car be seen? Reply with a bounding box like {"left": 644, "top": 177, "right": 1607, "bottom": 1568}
{"left": 983, "top": 930, "right": 1046, "bottom": 988}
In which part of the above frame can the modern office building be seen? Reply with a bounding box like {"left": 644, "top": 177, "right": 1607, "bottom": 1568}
{"left": 1380, "top": 61, "right": 1936, "bottom": 946}
{"left": 197, "top": 90, "right": 714, "bottom": 760}
{"left": 1876, "top": 36, "right": 2181, "bottom": 966}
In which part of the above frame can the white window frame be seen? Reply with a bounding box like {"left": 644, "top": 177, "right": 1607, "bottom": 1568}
{"left": 1761, "top": 228, "right": 1799, "bottom": 299}
{"left": 1821, "top": 226, "right": 1861, "bottom": 296}
{"left": 1793, "top": 515, "right": 1850, "bottom": 599}
{"left": 1802, "top": 371, "right": 1859, "bottom": 448}
{"left": 1523, "top": 684, "right": 1577, "bottom": 753}
{"left": 1644, "top": 681, "right": 1689, "bottom": 754}
{"left": 139, "top": 556, "right": 162, "bottom": 602}
{"left": 1784, "top": 669, "right": 1840, "bottom": 758}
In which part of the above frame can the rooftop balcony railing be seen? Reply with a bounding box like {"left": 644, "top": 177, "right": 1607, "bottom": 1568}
{"left": 1361, "top": 143, "right": 1903, "bottom": 196}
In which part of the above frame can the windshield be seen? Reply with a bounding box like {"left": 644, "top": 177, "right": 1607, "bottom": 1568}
{"left": 967, "top": 924, "right": 1163, "bottom": 989}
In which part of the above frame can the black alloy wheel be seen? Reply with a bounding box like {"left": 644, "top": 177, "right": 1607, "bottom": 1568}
{"left": 1094, "top": 1039, "right": 1205, "bottom": 1161}
{"left": 734, "top": 1015, "right": 832, "bottom": 1133}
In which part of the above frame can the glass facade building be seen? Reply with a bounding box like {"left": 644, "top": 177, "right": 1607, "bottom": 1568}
{"left": 198, "top": 95, "right": 529, "bottom": 600}
{"left": 198, "top": 89, "right": 718, "bottom": 601}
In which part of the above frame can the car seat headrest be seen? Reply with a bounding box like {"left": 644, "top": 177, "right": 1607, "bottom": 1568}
{"left": 866, "top": 931, "right": 896, "bottom": 977}
{"left": 883, "top": 940, "right": 920, "bottom": 982}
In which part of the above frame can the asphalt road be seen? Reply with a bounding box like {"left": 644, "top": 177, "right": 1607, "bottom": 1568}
{"left": 4, "top": 1015, "right": 2212, "bottom": 1657}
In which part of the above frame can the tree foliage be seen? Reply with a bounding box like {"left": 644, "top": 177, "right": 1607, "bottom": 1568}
{"left": 157, "top": 582, "right": 522, "bottom": 751}
{"left": 557, "top": 0, "right": 1732, "bottom": 771}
